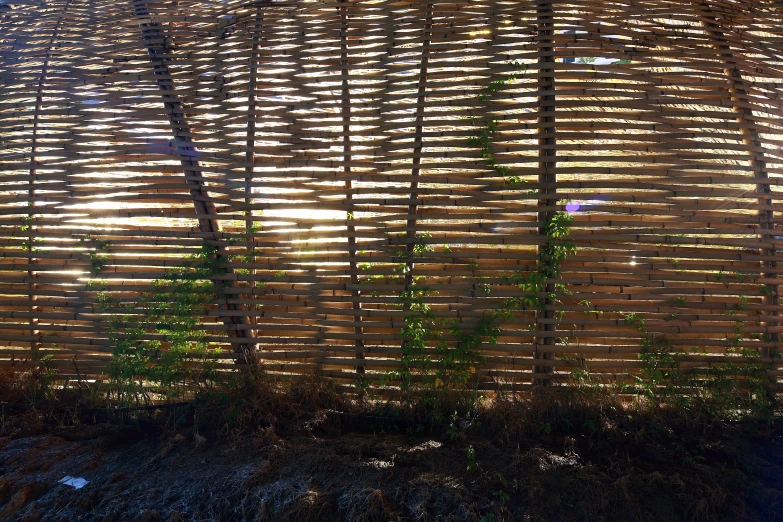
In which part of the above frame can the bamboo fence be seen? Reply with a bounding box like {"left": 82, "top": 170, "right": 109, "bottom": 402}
{"left": 0, "top": 0, "right": 781, "bottom": 390}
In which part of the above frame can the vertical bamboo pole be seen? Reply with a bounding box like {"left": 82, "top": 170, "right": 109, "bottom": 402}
{"left": 340, "top": 0, "right": 364, "bottom": 374}
{"left": 132, "top": 0, "right": 255, "bottom": 358}
{"left": 534, "top": 0, "right": 557, "bottom": 386}
{"left": 245, "top": 10, "right": 262, "bottom": 346}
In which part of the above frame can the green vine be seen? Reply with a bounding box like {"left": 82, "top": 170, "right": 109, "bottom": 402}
{"left": 706, "top": 297, "right": 776, "bottom": 419}
{"left": 504, "top": 212, "right": 575, "bottom": 316}
{"left": 380, "top": 60, "right": 578, "bottom": 410}
{"left": 624, "top": 312, "right": 690, "bottom": 406}
{"left": 384, "top": 213, "right": 576, "bottom": 411}
{"left": 468, "top": 60, "right": 527, "bottom": 185}
{"left": 378, "top": 236, "right": 494, "bottom": 416}
{"left": 383, "top": 236, "right": 487, "bottom": 393}
{"left": 13, "top": 208, "right": 42, "bottom": 252}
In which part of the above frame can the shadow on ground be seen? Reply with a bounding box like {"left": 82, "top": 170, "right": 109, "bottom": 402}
{"left": 0, "top": 415, "right": 782, "bottom": 522}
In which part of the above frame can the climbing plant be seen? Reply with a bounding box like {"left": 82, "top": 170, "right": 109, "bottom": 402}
{"left": 467, "top": 60, "right": 527, "bottom": 185}
{"left": 624, "top": 312, "right": 692, "bottom": 407}
{"left": 379, "top": 61, "right": 579, "bottom": 409}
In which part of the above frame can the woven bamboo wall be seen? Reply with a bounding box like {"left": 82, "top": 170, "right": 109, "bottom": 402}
{"left": 1, "top": 0, "right": 781, "bottom": 390}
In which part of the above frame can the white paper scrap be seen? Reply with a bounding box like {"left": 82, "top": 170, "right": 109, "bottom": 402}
{"left": 59, "top": 476, "right": 89, "bottom": 489}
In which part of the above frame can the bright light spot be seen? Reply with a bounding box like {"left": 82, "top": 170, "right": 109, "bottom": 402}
{"left": 364, "top": 459, "right": 394, "bottom": 469}
{"left": 408, "top": 440, "right": 443, "bottom": 452}
{"left": 264, "top": 208, "right": 345, "bottom": 221}
{"left": 565, "top": 201, "right": 580, "bottom": 213}
{"left": 72, "top": 200, "right": 134, "bottom": 210}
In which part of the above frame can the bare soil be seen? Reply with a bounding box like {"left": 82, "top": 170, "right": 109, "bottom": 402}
{"left": 0, "top": 412, "right": 781, "bottom": 522}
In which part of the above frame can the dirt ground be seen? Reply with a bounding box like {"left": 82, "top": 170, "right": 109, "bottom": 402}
{"left": 0, "top": 411, "right": 782, "bottom": 522}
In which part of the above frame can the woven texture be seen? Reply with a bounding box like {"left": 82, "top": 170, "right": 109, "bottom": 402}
{"left": 0, "top": 0, "right": 781, "bottom": 389}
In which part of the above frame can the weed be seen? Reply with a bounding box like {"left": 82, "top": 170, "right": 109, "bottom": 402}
{"left": 98, "top": 244, "right": 225, "bottom": 405}
{"left": 492, "top": 489, "right": 510, "bottom": 506}
{"left": 624, "top": 302, "right": 776, "bottom": 422}
{"left": 465, "top": 444, "right": 478, "bottom": 471}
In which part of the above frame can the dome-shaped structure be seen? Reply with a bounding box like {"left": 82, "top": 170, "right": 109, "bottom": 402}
{"left": 0, "top": 0, "right": 780, "bottom": 391}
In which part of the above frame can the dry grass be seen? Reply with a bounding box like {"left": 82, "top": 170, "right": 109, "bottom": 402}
{"left": 0, "top": 368, "right": 781, "bottom": 521}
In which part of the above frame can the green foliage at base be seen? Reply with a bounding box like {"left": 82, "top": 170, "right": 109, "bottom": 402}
{"left": 623, "top": 308, "right": 777, "bottom": 422}
{"left": 383, "top": 215, "right": 576, "bottom": 417}
{"left": 380, "top": 239, "right": 489, "bottom": 415}
{"left": 97, "top": 244, "right": 225, "bottom": 402}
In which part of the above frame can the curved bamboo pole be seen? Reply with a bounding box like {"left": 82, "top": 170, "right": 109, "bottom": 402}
{"left": 244, "top": 10, "right": 262, "bottom": 344}
{"left": 402, "top": 5, "right": 432, "bottom": 290}
{"left": 699, "top": 3, "right": 779, "bottom": 360}
{"left": 28, "top": 0, "right": 75, "bottom": 360}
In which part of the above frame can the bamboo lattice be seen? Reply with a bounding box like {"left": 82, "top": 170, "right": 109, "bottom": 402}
{"left": 0, "top": 0, "right": 781, "bottom": 390}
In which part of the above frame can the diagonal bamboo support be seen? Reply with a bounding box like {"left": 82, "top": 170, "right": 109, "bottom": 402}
{"left": 28, "top": 0, "right": 75, "bottom": 361}
{"left": 402, "top": 4, "right": 432, "bottom": 296}
{"left": 132, "top": 0, "right": 256, "bottom": 359}
{"left": 243, "top": 10, "right": 262, "bottom": 345}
